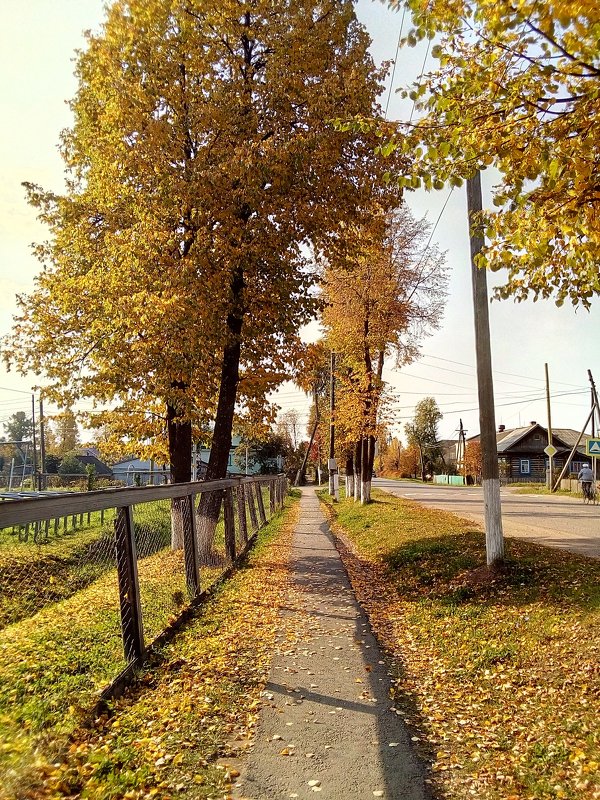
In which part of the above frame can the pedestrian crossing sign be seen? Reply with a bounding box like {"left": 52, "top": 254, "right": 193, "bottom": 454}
{"left": 586, "top": 438, "right": 600, "bottom": 457}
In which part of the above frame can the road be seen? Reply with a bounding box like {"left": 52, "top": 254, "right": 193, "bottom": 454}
{"left": 373, "top": 478, "right": 600, "bottom": 560}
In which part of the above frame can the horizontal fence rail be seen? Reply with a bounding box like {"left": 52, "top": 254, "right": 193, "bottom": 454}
{"left": 0, "top": 475, "right": 287, "bottom": 745}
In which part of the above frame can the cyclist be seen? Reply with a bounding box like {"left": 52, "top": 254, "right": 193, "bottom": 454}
{"left": 578, "top": 464, "right": 595, "bottom": 500}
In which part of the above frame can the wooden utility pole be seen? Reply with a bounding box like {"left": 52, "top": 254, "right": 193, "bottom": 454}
{"left": 295, "top": 386, "right": 319, "bottom": 486}
{"left": 31, "top": 394, "right": 38, "bottom": 491}
{"left": 466, "top": 172, "right": 504, "bottom": 565}
{"left": 39, "top": 396, "right": 47, "bottom": 491}
{"left": 545, "top": 363, "right": 554, "bottom": 490}
{"left": 328, "top": 351, "right": 338, "bottom": 500}
{"left": 589, "top": 370, "right": 600, "bottom": 485}
{"left": 456, "top": 418, "right": 467, "bottom": 482}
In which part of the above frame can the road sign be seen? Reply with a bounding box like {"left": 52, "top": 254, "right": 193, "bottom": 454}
{"left": 544, "top": 444, "right": 557, "bottom": 458}
{"left": 586, "top": 438, "right": 600, "bottom": 457}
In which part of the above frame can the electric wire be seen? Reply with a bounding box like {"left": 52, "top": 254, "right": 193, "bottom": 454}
{"left": 384, "top": 5, "right": 406, "bottom": 119}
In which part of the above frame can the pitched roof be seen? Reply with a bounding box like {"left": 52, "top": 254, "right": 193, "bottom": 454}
{"left": 471, "top": 424, "right": 587, "bottom": 454}
{"left": 496, "top": 425, "right": 537, "bottom": 452}
{"left": 553, "top": 428, "right": 586, "bottom": 449}
{"left": 75, "top": 453, "right": 113, "bottom": 476}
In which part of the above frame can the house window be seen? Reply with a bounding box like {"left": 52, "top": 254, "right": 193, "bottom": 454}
{"left": 520, "top": 459, "right": 531, "bottom": 475}
{"left": 534, "top": 434, "right": 541, "bottom": 441}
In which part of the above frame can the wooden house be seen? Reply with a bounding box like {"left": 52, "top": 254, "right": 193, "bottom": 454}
{"left": 494, "top": 422, "right": 592, "bottom": 482}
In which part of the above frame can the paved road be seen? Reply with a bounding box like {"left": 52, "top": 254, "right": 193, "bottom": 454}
{"left": 236, "top": 489, "right": 430, "bottom": 800}
{"left": 374, "top": 478, "right": 600, "bottom": 560}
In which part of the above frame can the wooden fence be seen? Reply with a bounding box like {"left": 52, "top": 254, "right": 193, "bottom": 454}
{"left": 0, "top": 475, "right": 287, "bottom": 697}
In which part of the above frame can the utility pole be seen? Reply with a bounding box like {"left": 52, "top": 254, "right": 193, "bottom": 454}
{"left": 545, "top": 363, "right": 554, "bottom": 490}
{"left": 295, "top": 386, "right": 319, "bottom": 486}
{"left": 31, "top": 394, "right": 38, "bottom": 491}
{"left": 466, "top": 172, "right": 504, "bottom": 565}
{"left": 39, "top": 396, "right": 47, "bottom": 491}
{"left": 589, "top": 370, "right": 600, "bottom": 485}
{"left": 328, "top": 351, "right": 338, "bottom": 499}
{"left": 456, "top": 418, "right": 467, "bottom": 482}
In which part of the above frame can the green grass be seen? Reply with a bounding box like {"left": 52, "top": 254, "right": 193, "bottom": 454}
{"left": 319, "top": 488, "right": 600, "bottom": 800}
{"left": 0, "top": 501, "right": 177, "bottom": 628}
{"left": 0, "top": 489, "right": 299, "bottom": 799}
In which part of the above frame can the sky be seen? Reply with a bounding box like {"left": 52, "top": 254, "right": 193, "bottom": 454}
{"left": 0, "top": 0, "right": 597, "bottom": 447}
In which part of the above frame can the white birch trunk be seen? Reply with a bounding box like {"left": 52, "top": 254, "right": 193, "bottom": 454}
{"left": 483, "top": 478, "right": 504, "bottom": 565}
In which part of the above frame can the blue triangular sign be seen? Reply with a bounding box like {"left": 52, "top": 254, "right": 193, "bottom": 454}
{"left": 590, "top": 441, "right": 600, "bottom": 454}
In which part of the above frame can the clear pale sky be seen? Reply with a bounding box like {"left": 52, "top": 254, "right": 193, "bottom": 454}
{"left": 0, "top": 0, "right": 597, "bottom": 443}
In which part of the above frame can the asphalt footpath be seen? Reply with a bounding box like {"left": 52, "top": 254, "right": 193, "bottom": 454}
{"left": 234, "top": 488, "right": 431, "bottom": 800}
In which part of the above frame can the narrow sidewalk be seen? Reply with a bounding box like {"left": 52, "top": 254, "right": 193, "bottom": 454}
{"left": 235, "top": 488, "right": 431, "bottom": 800}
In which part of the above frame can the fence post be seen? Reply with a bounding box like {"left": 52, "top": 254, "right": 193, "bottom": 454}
{"left": 269, "top": 479, "right": 276, "bottom": 516}
{"left": 255, "top": 482, "right": 267, "bottom": 527}
{"left": 224, "top": 487, "right": 236, "bottom": 561}
{"left": 246, "top": 482, "right": 258, "bottom": 532}
{"left": 183, "top": 495, "right": 200, "bottom": 597}
{"left": 114, "top": 505, "right": 145, "bottom": 663}
{"left": 278, "top": 477, "right": 286, "bottom": 509}
{"left": 236, "top": 483, "right": 248, "bottom": 544}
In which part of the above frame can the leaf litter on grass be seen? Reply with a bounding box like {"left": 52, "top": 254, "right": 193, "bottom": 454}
{"left": 320, "top": 489, "right": 600, "bottom": 800}
{"left": 1, "top": 494, "right": 301, "bottom": 800}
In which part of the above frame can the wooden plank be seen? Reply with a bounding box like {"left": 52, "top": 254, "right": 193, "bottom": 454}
{"left": 255, "top": 483, "right": 267, "bottom": 526}
{"left": 236, "top": 485, "right": 248, "bottom": 544}
{"left": 224, "top": 488, "right": 236, "bottom": 562}
{"left": 246, "top": 483, "right": 259, "bottom": 532}
{"left": 182, "top": 495, "right": 200, "bottom": 598}
{"left": 0, "top": 477, "right": 241, "bottom": 528}
{"left": 114, "top": 506, "right": 145, "bottom": 663}
{"left": 269, "top": 479, "right": 276, "bottom": 515}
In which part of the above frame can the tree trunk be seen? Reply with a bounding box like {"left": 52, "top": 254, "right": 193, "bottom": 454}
{"left": 295, "top": 405, "right": 319, "bottom": 486}
{"left": 354, "top": 439, "right": 362, "bottom": 502}
{"left": 197, "top": 269, "right": 244, "bottom": 561}
{"left": 345, "top": 454, "right": 354, "bottom": 499}
{"left": 361, "top": 436, "right": 372, "bottom": 504}
{"left": 167, "top": 398, "right": 192, "bottom": 550}
{"left": 167, "top": 399, "right": 192, "bottom": 483}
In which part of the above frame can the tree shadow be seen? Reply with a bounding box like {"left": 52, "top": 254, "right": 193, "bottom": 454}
{"left": 383, "top": 530, "right": 600, "bottom": 612}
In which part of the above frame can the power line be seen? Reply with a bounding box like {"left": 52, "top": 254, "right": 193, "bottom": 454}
{"left": 408, "top": 37, "right": 431, "bottom": 124}
{"left": 419, "top": 353, "right": 584, "bottom": 388}
{"left": 384, "top": 5, "right": 406, "bottom": 119}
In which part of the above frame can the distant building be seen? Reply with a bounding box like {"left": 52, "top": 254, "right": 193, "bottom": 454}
{"left": 111, "top": 458, "right": 170, "bottom": 486}
{"left": 470, "top": 422, "right": 592, "bottom": 483}
{"left": 75, "top": 450, "right": 113, "bottom": 477}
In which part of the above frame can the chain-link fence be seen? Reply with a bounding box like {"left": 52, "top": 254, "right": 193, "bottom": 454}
{"left": 0, "top": 475, "right": 287, "bottom": 742}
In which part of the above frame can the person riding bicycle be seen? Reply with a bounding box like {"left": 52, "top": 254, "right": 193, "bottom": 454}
{"left": 578, "top": 464, "right": 594, "bottom": 498}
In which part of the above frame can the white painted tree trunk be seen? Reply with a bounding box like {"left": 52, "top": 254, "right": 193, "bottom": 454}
{"left": 354, "top": 470, "right": 360, "bottom": 501}
{"left": 361, "top": 478, "right": 371, "bottom": 505}
{"left": 170, "top": 499, "right": 184, "bottom": 551}
{"left": 483, "top": 478, "right": 504, "bottom": 565}
{"left": 346, "top": 474, "right": 354, "bottom": 498}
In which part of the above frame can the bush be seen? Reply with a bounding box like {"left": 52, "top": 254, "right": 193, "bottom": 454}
{"left": 58, "top": 454, "right": 86, "bottom": 476}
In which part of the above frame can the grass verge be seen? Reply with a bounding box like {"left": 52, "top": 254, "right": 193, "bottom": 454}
{"left": 319, "top": 489, "right": 600, "bottom": 800}
{"left": 1, "top": 490, "right": 299, "bottom": 800}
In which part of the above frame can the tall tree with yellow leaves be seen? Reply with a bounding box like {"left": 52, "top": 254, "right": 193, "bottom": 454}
{"left": 388, "top": 0, "right": 600, "bottom": 307}
{"left": 323, "top": 207, "right": 447, "bottom": 502}
{"left": 4, "top": 0, "right": 400, "bottom": 503}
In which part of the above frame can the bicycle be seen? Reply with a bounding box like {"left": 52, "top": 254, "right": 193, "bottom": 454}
{"left": 581, "top": 481, "right": 598, "bottom": 504}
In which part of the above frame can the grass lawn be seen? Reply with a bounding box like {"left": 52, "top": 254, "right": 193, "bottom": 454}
{"left": 319, "top": 489, "right": 600, "bottom": 800}
{"left": 0, "top": 490, "right": 299, "bottom": 800}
